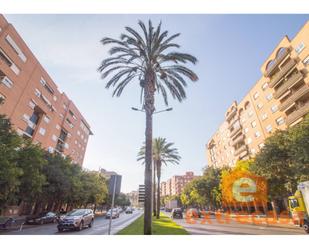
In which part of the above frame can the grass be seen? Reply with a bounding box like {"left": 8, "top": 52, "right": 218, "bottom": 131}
{"left": 117, "top": 212, "right": 189, "bottom": 235}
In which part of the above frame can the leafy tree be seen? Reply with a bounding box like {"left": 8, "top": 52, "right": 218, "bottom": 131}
{"left": 115, "top": 193, "right": 131, "bottom": 207}
{"left": 250, "top": 115, "right": 309, "bottom": 212}
{"left": 99, "top": 20, "right": 198, "bottom": 234}
{"left": 138, "top": 137, "right": 181, "bottom": 218}
{"left": 0, "top": 111, "right": 22, "bottom": 213}
{"left": 16, "top": 139, "right": 46, "bottom": 212}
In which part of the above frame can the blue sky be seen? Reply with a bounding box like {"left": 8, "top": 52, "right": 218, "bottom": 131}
{"left": 5, "top": 14, "right": 309, "bottom": 193}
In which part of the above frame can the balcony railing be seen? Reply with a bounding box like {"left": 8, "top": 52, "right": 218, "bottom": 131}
{"left": 226, "top": 108, "right": 237, "bottom": 122}
{"left": 234, "top": 144, "right": 248, "bottom": 156}
{"left": 264, "top": 48, "right": 290, "bottom": 77}
{"left": 280, "top": 84, "right": 309, "bottom": 112}
{"left": 231, "top": 134, "right": 245, "bottom": 147}
{"left": 286, "top": 102, "right": 309, "bottom": 126}
{"left": 229, "top": 125, "right": 242, "bottom": 138}
{"left": 273, "top": 72, "right": 303, "bottom": 99}
{"left": 269, "top": 59, "right": 297, "bottom": 88}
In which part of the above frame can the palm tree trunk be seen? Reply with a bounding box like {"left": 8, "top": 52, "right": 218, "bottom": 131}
{"left": 156, "top": 175, "right": 161, "bottom": 219}
{"left": 144, "top": 108, "right": 153, "bottom": 235}
{"left": 153, "top": 161, "right": 157, "bottom": 217}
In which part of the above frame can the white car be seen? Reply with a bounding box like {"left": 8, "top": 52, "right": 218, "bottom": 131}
{"left": 105, "top": 208, "right": 120, "bottom": 219}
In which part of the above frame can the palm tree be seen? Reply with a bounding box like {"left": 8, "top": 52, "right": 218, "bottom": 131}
{"left": 98, "top": 20, "right": 198, "bottom": 234}
{"left": 138, "top": 138, "right": 181, "bottom": 219}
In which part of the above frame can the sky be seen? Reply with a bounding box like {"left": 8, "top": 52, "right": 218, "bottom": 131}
{"left": 5, "top": 14, "right": 309, "bottom": 193}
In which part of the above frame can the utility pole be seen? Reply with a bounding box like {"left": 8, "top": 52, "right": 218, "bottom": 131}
{"left": 108, "top": 175, "right": 117, "bottom": 235}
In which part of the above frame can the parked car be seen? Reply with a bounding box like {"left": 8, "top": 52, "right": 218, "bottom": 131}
{"left": 171, "top": 208, "right": 183, "bottom": 219}
{"left": 26, "top": 212, "right": 58, "bottom": 225}
{"left": 125, "top": 207, "right": 133, "bottom": 214}
{"left": 57, "top": 209, "right": 94, "bottom": 232}
{"left": 186, "top": 208, "right": 201, "bottom": 218}
{"left": 0, "top": 217, "right": 15, "bottom": 230}
{"left": 105, "top": 208, "right": 120, "bottom": 219}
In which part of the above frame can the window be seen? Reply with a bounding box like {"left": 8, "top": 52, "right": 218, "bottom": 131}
{"left": 44, "top": 116, "right": 50, "bottom": 124}
{"left": 39, "top": 127, "right": 46, "bottom": 136}
{"left": 66, "top": 118, "right": 74, "bottom": 128}
{"left": 303, "top": 56, "right": 309, "bottom": 65}
{"left": 0, "top": 92, "right": 6, "bottom": 102}
{"left": 40, "top": 77, "right": 54, "bottom": 95}
{"left": 271, "top": 105, "right": 278, "bottom": 113}
{"left": 255, "top": 131, "right": 261, "bottom": 138}
{"left": 266, "top": 124, "right": 272, "bottom": 133}
{"left": 262, "top": 82, "right": 268, "bottom": 91}
{"left": 25, "top": 126, "right": 34, "bottom": 136}
{"left": 35, "top": 89, "right": 41, "bottom": 97}
{"left": 28, "top": 100, "right": 36, "bottom": 109}
{"left": 253, "top": 92, "right": 259, "bottom": 100}
{"left": 5, "top": 35, "right": 27, "bottom": 62}
{"left": 257, "top": 103, "right": 263, "bottom": 109}
{"left": 52, "top": 135, "right": 57, "bottom": 142}
{"left": 266, "top": 93, "right": 273, "bottom": 101}
{"left": 251, "top": 121, "right": 257, "bottom": 128}
{"left": 0, "top": 48, "right": 20, "bottom": 75}
{"left": 248, "top": 110, "right": 254, "bottom": 117}
{"left": 56, "top": 124, "right": 60, "bottom": 130}
{"left": 276, "top": 117, "right": 285, "bottom": 126}
{"left": 261, "top": 113, "right": 268, "bottom": 121}
{"left": 77, "top": 130, "right": 81, "bottom": 136}
{"left": 53, "top": 95, "right": 57, "bottom": 101}
{"left": 247, "top": 137, "right": 252, "bottom": 144}
{"left": 0, "top": 75, "right": 13, "bottom": 88}
{"left": 295, "top": 42, "right": 305, "bottom": 54}
{"left": 69, "top": 110, "right": 77, "bottom": 120}
{"left": 244, "top": 127, "right": 249, "bottom": 134}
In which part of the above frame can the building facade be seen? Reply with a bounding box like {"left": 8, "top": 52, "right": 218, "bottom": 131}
{"left": 127, "top": 190, "right": 139, "bottom": 207}
{"left": 207, "top": 21, "right": 309, "bottom": 168}
{"left": 0, "top": 15, "right": 92, "bottom": 166}
{"left": 161, "top": 171, "right": 197, "bottom": 196}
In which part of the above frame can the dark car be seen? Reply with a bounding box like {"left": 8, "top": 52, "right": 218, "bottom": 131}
{"left": 0, "top": 217, "right": 15, "bottom": 230}
{"left": 171, "top": 208, "right": 183, "bottom": 219}
{"left": 125, "top": 207, "right": 133, "bottom": 214}
{"left": 26, "top": 212, "right": 57, "bottom": 225}
{"left": 57, "top": 209, "right": 94, "bottom": 232}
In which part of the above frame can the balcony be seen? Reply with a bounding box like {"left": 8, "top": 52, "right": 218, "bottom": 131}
{"left": 273, "top": 72, "right": 303, "bottom": 99}
{"left": 226, "top": 108, "right": 237, "bottom": 122}
{"left": 231, "top": 134, "right": 245, "bottom": 147}
{"left": 264, "top": 48, "right": 290, "bottom": 77}
{"left": 229, "top": 125, "right": 242, "bottom": 138}
{"left": 234, "top": 144, "right": 248, "bottom": 156}
{"left": 280, "top": 84, "right": 309, "bottom": 112}
{"left": 286, "top": 102, "right": 309, "bottom": 126}
{"left": 269, "top": 59, "right": 297, "bottom": 88}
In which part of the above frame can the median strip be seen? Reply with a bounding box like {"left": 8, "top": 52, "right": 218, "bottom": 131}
{"left": 117, "top": 213, "right": 189, "bottom": 235}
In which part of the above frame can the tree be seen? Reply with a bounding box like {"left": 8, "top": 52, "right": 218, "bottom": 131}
{"left": 0, "top": 111, "right": 22, "bottom": 213}
{"left": 99, "top": 20, "right": 198, "bottom": 234}
{"left": 16, "top": 139, "right": 46, "bottom": 213}
{"left": 115, "top": 193, "right": 131, "bottom": 207}
{"left": 250, "top": 115, "right": 309, "bottom": 213}
{"left": 138, "top": 137, "right": 181, "bottom": 219}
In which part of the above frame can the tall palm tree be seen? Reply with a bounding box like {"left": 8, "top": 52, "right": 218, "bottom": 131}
{"left": 98, "top": 20, "right": 198, "bottom": 234}
{"left": 138, "top": 137, "right": 181, "bottom": 219}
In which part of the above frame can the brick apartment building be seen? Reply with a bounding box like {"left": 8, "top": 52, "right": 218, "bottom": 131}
{"left": 207, "top": 21, "right": 309, "bottom": 168}
{"left": 0, "top": 14, "right": 92, "bottom": 166}
{"left": 160, "top": 172, "right": 197, "bottom": 196}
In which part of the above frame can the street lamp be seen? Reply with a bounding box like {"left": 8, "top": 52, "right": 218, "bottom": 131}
{"left": 131, "top": 107, "right": 173, "bottom": 114}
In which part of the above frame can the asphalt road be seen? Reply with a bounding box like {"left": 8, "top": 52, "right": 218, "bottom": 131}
{"left": 1, "top": 210, "right": 143, "bottom": 235}
{"left": 166, "top": 212, "right": 306, "bottom": 235}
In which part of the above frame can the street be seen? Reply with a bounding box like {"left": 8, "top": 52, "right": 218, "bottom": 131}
{"left": 0, "top": 210, "right": 143, "bottom": 235}
{"left": 166, "top": 213, "right": 305, "bottom": 235}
